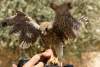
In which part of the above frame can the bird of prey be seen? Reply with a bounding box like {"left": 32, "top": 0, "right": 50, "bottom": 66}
{"left": 40, "top": 2, "right": 80, "bottom": 65}
{"left": 1, "top": 2, "right": 80, "bottom": 66}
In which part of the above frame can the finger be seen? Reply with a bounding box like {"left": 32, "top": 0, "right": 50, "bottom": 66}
{"left": 23, "top": 54, "right": 41, "bottom": 67}
{"left": 23, "top": 49, "right": 54, "bottom": 67}
{"left": 34, "top": 62, "right": 44, "bottom": 67}
{"left": 12, "top": 64, "right": 17, "bottom": 67}
{"left": 42, "top": 49, "right": 54, "bottom": 57}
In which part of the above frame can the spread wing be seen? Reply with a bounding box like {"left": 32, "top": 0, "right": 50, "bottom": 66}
{"left": 50, "top": 2, "right": 81, "bottom": 39}
{"left": 1, "top": 11, "right": 40, "bottom": 48}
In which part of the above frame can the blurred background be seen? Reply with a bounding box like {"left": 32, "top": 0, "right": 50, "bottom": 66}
{"left": 0, "top": 0, "right": 100, "bottom": 67}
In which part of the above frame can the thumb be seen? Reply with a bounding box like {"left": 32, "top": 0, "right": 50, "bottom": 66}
{"left": 34, "top": 62, "right": 44, "bottom": 67}
{"left": 12, "top": 64, "right": 17, "bottom": 67}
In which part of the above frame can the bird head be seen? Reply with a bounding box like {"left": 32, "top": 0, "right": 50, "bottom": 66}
{"left": 39, "top": 22, "right": 53, "bottom": 35}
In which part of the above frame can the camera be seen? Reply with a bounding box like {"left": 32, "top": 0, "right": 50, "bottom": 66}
{"left": 17, "top": 59, "right": 29, "bottom": 67}
{"left": 17, "top": 59, "right": 74, "bottom": 67}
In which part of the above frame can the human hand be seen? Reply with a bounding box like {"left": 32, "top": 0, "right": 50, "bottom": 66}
{"left": 12, "top": 49, "right": 53, "bottom": 67}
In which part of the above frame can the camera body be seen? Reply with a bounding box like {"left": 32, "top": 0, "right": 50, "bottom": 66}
{"left": 17, "top": 59, "right": 74, "bottom": 67}
{"left": 17, "top": 59, "right": 29, "bottom": 67}
{"left": 17, "top": 59, "right": 60, "bottom": 67}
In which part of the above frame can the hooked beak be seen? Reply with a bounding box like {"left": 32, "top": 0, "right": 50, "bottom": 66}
{"left": 41, "top": 31, "right": 47, "bottom": 35}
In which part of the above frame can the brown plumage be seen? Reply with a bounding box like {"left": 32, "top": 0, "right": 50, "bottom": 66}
{"left": 40, "top": 21, "right": 63, "bottom": 57}
{"left": 1, "top": 2, "right": 80, "bottom": 64}
{"left": 39, "top": 3, "right": 81, "bottom": 65}
{"left": 39, "top": 2, "right": 80, "bottom": 61}
{"left": 50, "top": 2, "right": 80, "bottom": 39}
{"left": 1, "top": 11, "right": 40, "bottom": 48}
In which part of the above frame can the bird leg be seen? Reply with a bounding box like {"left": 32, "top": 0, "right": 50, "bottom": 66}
{"left": 47, "top": 43, "right": 64, "bottom": 67}
{"left": 56, "top": 42, "right": 64, "bottom": 67}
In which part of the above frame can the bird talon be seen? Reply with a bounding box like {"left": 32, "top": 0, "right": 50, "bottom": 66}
{"left": 47, "top": 56, "right": 60, "bottom": 65}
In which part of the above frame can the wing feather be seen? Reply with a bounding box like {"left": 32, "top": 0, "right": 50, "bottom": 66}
{"left": 1, "top": 11, "right": 40, "bottom": 49}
